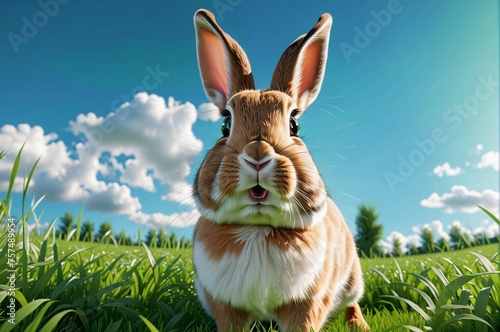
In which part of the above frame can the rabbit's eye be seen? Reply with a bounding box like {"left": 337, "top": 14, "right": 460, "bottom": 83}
{"left": 290, "top": 117, "right": 300, "bottom": 136}
{"left": 221, "top": 116, "right": 231, "bottom": 137}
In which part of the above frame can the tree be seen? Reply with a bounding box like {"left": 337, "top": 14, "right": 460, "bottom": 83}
{"left": 158, "top": 227, "right": 170, "bottom": 248}
{"left": 421, "top": 227, "right": 435, "bottom": 254}
{"left": 170, "top": 233, "right": 178, "bottom": 249}
{"left": 80, "top": 220, "right": 95, "bottom": 242}
{"left": 392, "top": 236, "right": 404, "bottom": 257}
{"left": 145, "top": 229, "right": 157, "bottom": 247}
{"left": 96, "top": 221, "right": 113, "bottom": 242}
{"left": 449, "top": 223, "right": 467, "bottom": 250}
{"left": 137, "top": 228, "right": 142, "bottom": 246}
{"left": 354, "top": 204, "right": 383, "bottom": 257}
{"left": 117, "top": 230, "right": 133, "bottom": 246}
{"left": 179, "top": 236, "right": 189, "bottom": 249}
{"left": 409, "top": 244, "right": 419, "bottom": 256}
{"left": 473, "top": 233, "right": 490, "bottom": 246}
{"left": 437, "top": 237, "right": 450, "bottom": 252}
{"left": 57, "top": 212, "right": 74, "bottom": 240}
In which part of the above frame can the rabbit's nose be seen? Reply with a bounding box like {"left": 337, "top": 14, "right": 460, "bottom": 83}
{"left": 244, "top": 159, "right": 271, "bottom": 172}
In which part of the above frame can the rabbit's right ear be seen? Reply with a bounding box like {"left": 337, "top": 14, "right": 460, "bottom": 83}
{"left": 194, "top": 9, "right": 255, "bottom": 110}
{"left": 270, "top": 14, "right": 332, "bottom": 116}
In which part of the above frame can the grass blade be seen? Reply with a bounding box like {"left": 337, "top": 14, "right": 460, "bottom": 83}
{"left": 434, "top": 271, "right": 500, "bottom": 323}
{"left": 75, "top": 207, "right": 84, "bottom": 242}
{"left": 24, "top": 300, "right": 55, "bottom": 332}
{"left": 38, "top": 309, "right": 76, "bottom": 332}
{"left": 382, "top": 295, "right": 431, "bottom": 321}
{"left": 435, "top": 313, "right": 493, "bottom": 332}
{"left": 142, "top": 242, "right": 156, "bottom": 268}
{"left": 43, "top": 218, "right": 57, "bottom": 242}
{"left": 22, "top": 156, "right": 40, "bottom": 219}
{"left": 470, "top": 251, "right": 497, "bottom": 272}
{"left": 474, "top": 286, "right": 492, "bottom": 332}
{"left": 104, "top": 319, "right": 123, "bottom": 332}
{"left": 383, "top": 325, "right": 424, "bottom": 332}
{"left": 140, "top": 315, "right": 160, "bottom": 332}
{"left": 477, "top": 205, "right": 500, "bottom": 224}
{"left": 407, "top": 271, "right": 439, "bottom": 300}
{"left": 5, "top": 144, "right": 24, "bottom": 211}
{"left": 389, "top": 282, "right": 436, "bottom": 312}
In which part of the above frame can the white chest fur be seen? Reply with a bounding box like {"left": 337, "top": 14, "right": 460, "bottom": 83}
{"left": 194, "top": 226, "right": 327, "bottom": 317}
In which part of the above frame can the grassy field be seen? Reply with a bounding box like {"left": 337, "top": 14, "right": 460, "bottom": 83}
{"left": 0, "top": 231, "right": 498, "bottom": 331}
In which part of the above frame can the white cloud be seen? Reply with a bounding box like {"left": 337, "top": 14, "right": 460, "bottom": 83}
{"left": 197, "top": 102, "right": 221, "bottom": 122}
{"left": 413, "top": 220, "right": 450, "bottom": 241}
{"left": 430, "top": 220, "right": 451, "bottom": 240}
{"left": 433, "top": 162, "right": 461, "bottom": 177}
{"left": 0, "top": 124, "right": 88, "bottom": 201}
{"left": 407, "top": 218, "right": 499, "bottom": 250}
{"left": 70, "top": 112, "right": 103, "bottom": 134}
{"left": 85, "top": 182, "right": 141, "bottom": 215}
{"left": 26, "top": 221, "right": 49, "bottom": 234}
{"left": 477, "top": 151, "right": 499, "bottom": 171}
{"left": 120, "top": 158, "right": 155, "bottom": 192}
{"left": 131, "top": 210, "right": 199, "bottom": 228}
{"left": 473, "top": 219, "right": 500, "bottom": 239}
{"left": 1, "top": 93, "right": 206, "bottom": 228}
{"left": 378, "top": 240, "right": 392, "bottom": 255}
{"left": 420, "top": 185, "right": 499, "bottom": 214}
{"left": 31, "top": 171, "right": 90, "bottom": 202}
{"left": 469, "top": 144, "right": 484, "bottom": 155}
{"left": 69, "top": 93, "right": 203, "bottom": 203}
{"left": 406, "top": 234, "right": 422, "bottom": 247}
{"left": 0, "top": 124, "right": 74, "bottom": 193}
{"left": 379, "top": 231, "right": 421, "bottom": 255}
{"left": 387, "top": 231, "right": 410, "bottom": 254}
{"left": 161, "top": 181, "right": 195, "bottom": 207}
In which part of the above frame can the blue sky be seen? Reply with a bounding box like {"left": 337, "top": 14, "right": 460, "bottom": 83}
{"left": 1, "top": 0, "right": 498, "bottom": 250}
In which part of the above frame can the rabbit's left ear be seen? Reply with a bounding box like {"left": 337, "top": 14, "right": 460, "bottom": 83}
{"left": 270, "top": 14, "right": 332, "bottom": 115}
{"left": 194, "top": 9, "right": 255, "bottom": 110}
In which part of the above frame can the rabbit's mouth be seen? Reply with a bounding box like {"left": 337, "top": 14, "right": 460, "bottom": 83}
{"left": 249, "top": 185, "right": 268, "bottom": 202}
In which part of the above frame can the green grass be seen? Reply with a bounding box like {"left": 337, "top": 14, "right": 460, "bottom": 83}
{"left": 1, "top": 148, "right": 499, "bottom": 331}
{"left": 358, "top": 245, "right": 500, "bottom": 331}
{"left": 0, "top": 234, "right": 205, "bottom": 332}
{"left": 0, "top": 232, "right": 498, "bottom": 331}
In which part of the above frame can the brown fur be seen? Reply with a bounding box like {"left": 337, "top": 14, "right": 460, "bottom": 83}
{"left": 194, "top": 139, "right": 226, "bottom": 211}
{"left": 204, "top": 290, "right": 252, "bottom": 331}
{"left": 194, "top": 217, "right": 245, "bottom": 260}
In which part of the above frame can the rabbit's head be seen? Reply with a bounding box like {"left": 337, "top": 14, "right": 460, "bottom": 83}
{"left": 193, "top": 9, "right": 332, "bottom": 229}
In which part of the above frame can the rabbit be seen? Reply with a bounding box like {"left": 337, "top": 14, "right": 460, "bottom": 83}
{"left": 192, "top": 8, "right": 369, "bottom": 332}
